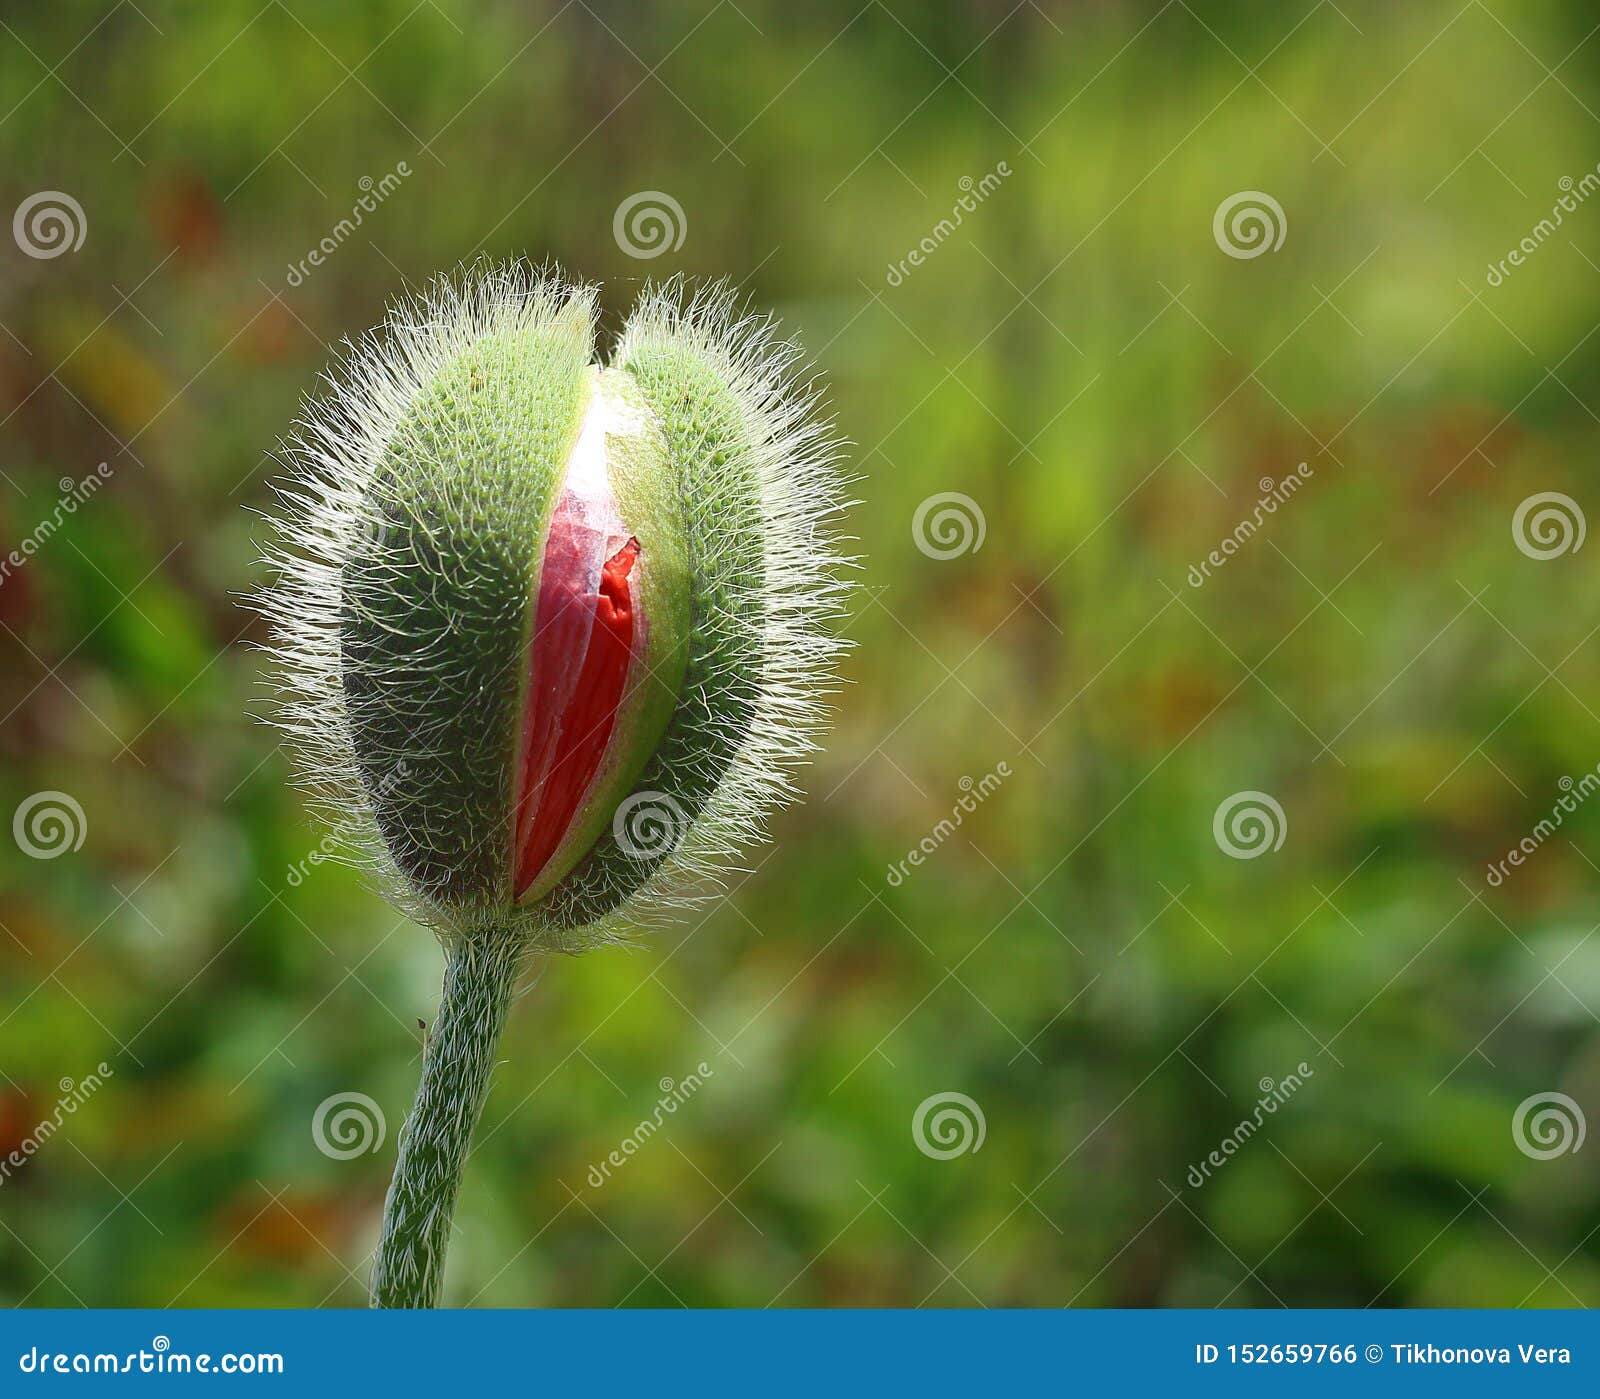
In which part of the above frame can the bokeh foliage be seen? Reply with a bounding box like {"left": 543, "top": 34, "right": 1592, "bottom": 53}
{"left": 2, "top": 0, "right": 1599, "bottom": 1306}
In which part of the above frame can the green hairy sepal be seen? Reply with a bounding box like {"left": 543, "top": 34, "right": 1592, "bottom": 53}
{"left": 340, "top": 294, "right": 592, "bottom": 912}
{"left": 259, "top": 263, "right": 850, "bottom": 955}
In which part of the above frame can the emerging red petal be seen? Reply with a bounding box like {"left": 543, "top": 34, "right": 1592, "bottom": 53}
{"left": 512, "top": 515, "right": 641, "bottom": 900}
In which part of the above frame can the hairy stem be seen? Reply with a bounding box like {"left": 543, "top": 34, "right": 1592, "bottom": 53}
{"left": 370, "top": 933, "right": 523, "bottom": 1308}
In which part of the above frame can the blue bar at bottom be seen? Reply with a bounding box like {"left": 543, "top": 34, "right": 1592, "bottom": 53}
{"left": 1, "top": 1309, "right": 1593, "bottom": 1394}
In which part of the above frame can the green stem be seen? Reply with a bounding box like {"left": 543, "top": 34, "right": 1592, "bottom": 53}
{"left": 370, "top": 933, "right": 523, "bottom": 1308}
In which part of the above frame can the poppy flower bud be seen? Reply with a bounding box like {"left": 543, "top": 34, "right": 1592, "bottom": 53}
{"left": 258, "top": 263, "right": 850, "bottom": 1308}
{"left": 262, "top": 263, "right": 849, "bottom": 953}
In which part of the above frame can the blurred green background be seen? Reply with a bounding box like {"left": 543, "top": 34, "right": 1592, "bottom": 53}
{"left": 3, "top": 0, "right": 1600, "bottom": 1308}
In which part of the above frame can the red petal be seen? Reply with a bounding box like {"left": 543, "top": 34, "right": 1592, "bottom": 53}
{"left": 511, "top": 503, "right": 640, "bottom": 898}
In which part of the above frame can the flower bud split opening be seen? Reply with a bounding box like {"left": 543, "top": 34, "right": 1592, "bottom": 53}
{"left": 509, "top": 368, "right": 680, "bottom": 910}
{"left": 262, "top": 262, "right": 850, "bottom": 954}
{"left": 258, "top": 262, "right": 850, "bottom": 1308}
